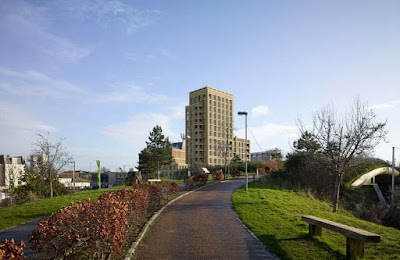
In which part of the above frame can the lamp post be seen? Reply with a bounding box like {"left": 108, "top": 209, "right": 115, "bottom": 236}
{"left": 187, "top": 135, "right": 191, "bottom": 177}
{"left": 392, "top": 147, "right": 400, "bottom": 204}
{"left": 182, "top": 134, "right": 191, "bottom": 177}
{"left": 238, "top": 111, "right": 248, "bottom": 191}
{"left": 71, "top": 161, "right": 76, "bottom": 193}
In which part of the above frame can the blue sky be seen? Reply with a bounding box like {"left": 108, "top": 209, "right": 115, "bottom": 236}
{"left": 0, "top": 0, "right": 399, "bottom": 171}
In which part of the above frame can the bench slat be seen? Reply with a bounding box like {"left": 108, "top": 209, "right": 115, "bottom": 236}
{"left": 302, "top": 215, "right": 380, "bottom": 243}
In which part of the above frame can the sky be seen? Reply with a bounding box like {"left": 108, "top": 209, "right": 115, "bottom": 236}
{"left": 0, "top": 0, "right": 399, "bottom": 172}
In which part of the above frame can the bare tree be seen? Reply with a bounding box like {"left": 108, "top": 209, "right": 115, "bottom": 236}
{"left": 32, "top": 133, "right": 73, "bottom": 197}
{"left": 299, "top": 98, "right": 387, "bottom": 212}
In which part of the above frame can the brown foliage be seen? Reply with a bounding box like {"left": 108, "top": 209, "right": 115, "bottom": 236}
{"left": 0, "top": 239, "right": 26, "bottom": 260}
{"left": 193, "top": 173, "right": 208, "bottom": 185}
{"left": 212, "top": 170, "right": 223, "bottom": 182}
{"left": 29, "top": 183, "right": 178, "bottom": 260}
{"left": 231, "top": 170, "right": 241, "bottom": 178}
{"left": 184, "top": 177, "right": 195, "bottom": 190}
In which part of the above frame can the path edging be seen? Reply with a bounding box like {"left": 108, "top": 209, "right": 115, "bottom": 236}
{"left": 231, "top": 183, "right": 279, "bottom": 260}
{"left": 124, "top": 184, "right": 213, "bottom": 260}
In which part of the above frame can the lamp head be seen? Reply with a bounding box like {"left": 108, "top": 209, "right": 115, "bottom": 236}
{"left": 238, "top": 111, "right": 247, "bottom": 116}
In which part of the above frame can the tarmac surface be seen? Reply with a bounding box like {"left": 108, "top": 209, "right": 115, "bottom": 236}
{"left": 0, "top": 219, "right": 38, "bottom": 257}
{"left": 133, "top": 179, "right": 278, "bottom": 260}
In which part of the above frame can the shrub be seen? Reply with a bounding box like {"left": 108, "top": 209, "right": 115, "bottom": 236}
{"left": 0, "top": 239, "right": 26, "bottom": 259}
{"left": 231, "top": 170, "right": 241, "bottom": 178}
{"left": 193, "top": 173, "right": 208, "bottom": 185}
{"left": 184, "top": 177, "right": 195, "bottom": 190}
{"left": 383, "top": 204, "right": 400, "bottom": 229}
{"left": 257, "top": 168, "right": 266, "bottom": 175}
{"left": 264, "top": 160, "right": 278, "bottom": 173}
{"left": 157, "top": 181, "right": 179, "bottom": 194}
{"left": 29, "top": 184, "right": 172, "bottom": 259}
{"left": 353, "top": 202, "right": 388, "bottom": 225}
{"left": 212, "top": 170, "right": 223, "bottom": 182}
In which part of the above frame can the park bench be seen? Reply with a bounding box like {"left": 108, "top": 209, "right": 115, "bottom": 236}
{"left": 147, "top": 179, "right": 161, "bottom": 184}
{"left": 301, "top": 215, "right": 380, "bottom": 259}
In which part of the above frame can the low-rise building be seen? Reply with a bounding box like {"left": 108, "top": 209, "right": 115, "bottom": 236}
{"left": 251, "top": 149, "right": 282, "bottom": 162}
{"left": 58, "top": 171, "right": 91, "bottom": 189}
{"left": 232, "top": 137, "right": 251, "bottom": 162}
{"left": 0, "top": 155, "right": 26, "bottom": 188}
{"left": 164, "top": 141, "right": 188, "bottom": 174}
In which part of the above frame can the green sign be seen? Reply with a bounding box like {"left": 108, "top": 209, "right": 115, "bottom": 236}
{"left": 96, "top": 160, "right": 101, "bottom": 188}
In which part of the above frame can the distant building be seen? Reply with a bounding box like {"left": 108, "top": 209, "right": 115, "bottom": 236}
{"left": 251, "top": 149, "right": 282, "bottom": 162}
{"left": 65, "top": 171, "right": 127, "bottom": 188}
{"left": 164, "top": 141, "right": 188, "bottom": 174}
{"left": 185, "top": 86, "right": 250, "bottom": 167}
{"left": 58, "top": 172, "right": 91, "bottom": 189}
{"left": 232, "top": 137, "right": 251, "bottom": 162}
{"left": 0, "top": 155, "right": 26, "bottom": 188}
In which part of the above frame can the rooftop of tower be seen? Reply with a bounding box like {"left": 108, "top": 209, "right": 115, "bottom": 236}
{"left": 189, "top": 86, "right": 233, "bottom": 97}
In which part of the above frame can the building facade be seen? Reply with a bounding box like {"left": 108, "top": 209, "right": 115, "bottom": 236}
{"left": 251, "top": 149, "right": 282, "bottom": 162}
{"left": 164, "top": 141, "right": 188, "bottom": 173}
{"left": 232, "top": 137, "right": 251, "bottom": 162}
{"left": 185, "top": 87, "right": 250, "bottom": 167}
{"left": 0, "top": 155, "right": 26, "bottom": 188}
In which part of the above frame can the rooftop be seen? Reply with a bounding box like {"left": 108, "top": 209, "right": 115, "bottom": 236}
{"left": 189, "top": 86, "right": 233, "bottom": 97}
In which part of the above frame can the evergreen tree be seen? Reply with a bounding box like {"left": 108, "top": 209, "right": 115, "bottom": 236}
{"left": 138, "top": 125, "right": 173, "bottom": 178}
{"left": 293, "top": 131, "right": 321, "bottom": 153}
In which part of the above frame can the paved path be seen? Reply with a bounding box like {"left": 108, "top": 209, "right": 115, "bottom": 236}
{"left": 133, "top": 180, "right": 278, "bottom": 260}
{"left": 0, "top": 219, "right": 38, "bottom": 257}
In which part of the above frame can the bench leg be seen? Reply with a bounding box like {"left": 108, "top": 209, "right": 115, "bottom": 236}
{"left": 346, "top": 238, "right": 364, "bottom": 259}
{"left": 308, "top": 224, "right": 322, "bottom": 236}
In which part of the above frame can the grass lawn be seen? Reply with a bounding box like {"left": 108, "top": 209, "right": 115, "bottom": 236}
{"left": 161, "top": 178, "right": 184, "bottom": 184}
{"left": 0, "top": 185, "right": 131, "bottom": 231}
{"left": 233, "top": 181, "right": 400, "bottom": 260}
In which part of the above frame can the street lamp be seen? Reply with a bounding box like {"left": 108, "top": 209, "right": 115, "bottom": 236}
{"left": 392, "top": 147, "right": 400, "bottom": 204}
{"left": 238, "top": 111, "right": 248, "bottom": 191}
{"left": 182, "top": 133, "right": 191, "bottom": 177}
{"left": 186, "top": 135, "right": 191, "bottom": 177}
{"left": 70, "top": 161, "right": 76, "bottom": 193}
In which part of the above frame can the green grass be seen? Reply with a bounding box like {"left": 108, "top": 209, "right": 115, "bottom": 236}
{"left": 161, "top": 178, "right": 184, "bottom": 184}
{"left": 233, "top": 181, "right": 400, "bottom": 260}
{"left": 0, "top": 185, "right": 131, "bottom": 231}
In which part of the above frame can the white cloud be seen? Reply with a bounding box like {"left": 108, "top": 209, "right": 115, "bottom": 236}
{"left": 235, "top": 122, "right": 298, "bottom": 153}
{"left": 0, "top": 68, "right": 84, "bottom": 98}
{"left": 87, "top": 84, "right": 167, "bottom": 104}
{"left": 100, "top": 113, "right": 181, "bottom": 165}
{"left": 0, "top": 7, "right": 91, "bottom": 62}
{"left": 168, "top": 102, "right": 187, "bottom": 119}
{"left": 251, "top": 105, "right": 269, "bottom": 117}
{"left": 65, "top": 0, "right": 160, "bottom": 34}
{"left": 0, "top": 102, "right": 55, "bottom": 156}
{"left": 125, "top": 48, "right": 176, "bottom": 63}
{"left": 125, "top": 52, "right": 137, "bottom": 61}
{"left": 370, "top": 100, "right": 400, "bottom": 110}
{"left": 0, "top": 102, "right": 55, "bottom": 132}
{"left": 68, "top": 146, "right": 136, "bottom": 172}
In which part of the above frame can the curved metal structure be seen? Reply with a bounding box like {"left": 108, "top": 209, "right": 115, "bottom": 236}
{"left": 351, "top": 167, "right": 399, "bottom": 188}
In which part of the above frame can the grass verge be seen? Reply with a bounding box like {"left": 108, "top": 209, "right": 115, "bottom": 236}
{"left": 232, "top": 181, "right": 400, "bottom": 260}
{"left": 0, "top": 185, "right": 131, "bottom": 231}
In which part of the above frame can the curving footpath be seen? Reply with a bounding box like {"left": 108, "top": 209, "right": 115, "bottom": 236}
{"left": 133, "top": 179, "right": 278, "bottom": 260}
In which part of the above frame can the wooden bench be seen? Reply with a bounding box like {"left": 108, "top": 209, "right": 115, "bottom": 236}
{"left": 147, "top": 179, "right": 161, "bottom": 184}
{"left": 302, "top": 215, "right": 380, "bottom": 259}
